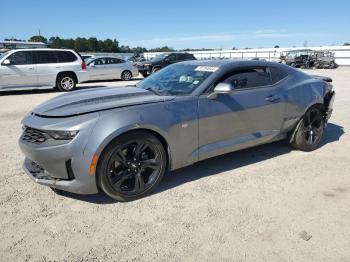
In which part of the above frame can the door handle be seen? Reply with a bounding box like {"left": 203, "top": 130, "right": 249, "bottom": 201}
{"left": 28, "top": 67, "right": 35, "bottom": 70}
{"left": 265, "top": 95, "right": 280, "bottom": 102}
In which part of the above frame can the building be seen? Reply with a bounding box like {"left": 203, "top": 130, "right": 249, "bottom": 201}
{"left": 0, "top": 40, "right": 47, "bottom": 51}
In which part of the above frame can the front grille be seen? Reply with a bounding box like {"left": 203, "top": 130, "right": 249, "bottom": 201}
{"left": 22, "top": 127, "right": 48, "bottom": 144}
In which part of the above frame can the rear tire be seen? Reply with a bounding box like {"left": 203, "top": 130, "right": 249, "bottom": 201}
{"left": 97, "top": 131, "right": 167, "bottom": 202}
{"left": 121, "top": 70, "right": 132, "bottom": 81}
{"left": 140, "top": 72, "right": 148, "bottom": 78}
{"left": 56, "top": 73, "right": 77, "bottom": 91}
{"left": 290, "top": 105, "right": 325, "bottom": 151}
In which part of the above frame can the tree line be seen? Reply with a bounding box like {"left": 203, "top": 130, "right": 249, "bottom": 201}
{"left": 22, "top": 35, "right": 175, "bottom": 53}
{"left": 4, "top": 35, "right": 350, "bottom": 53}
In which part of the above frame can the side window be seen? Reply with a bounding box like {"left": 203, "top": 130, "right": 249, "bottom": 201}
{"left": 106, "top": 58, "right": 124, "bottom": 64}
{"left": 269, "top": 67, "right": 288, "bottom": 84}
{"left": 94, "top": 58, "right": 106, "bottom": 65}
{"left": 223, "top": 68, "right": 271, "bottom": 89}
{"left": 186, "top": 54, "right": 195, "bottom": 60}
{"left": 36, "top": 51, "right": 57, "bottom": 64}
{"left": 166, "top": 54, "right": 176, "bottom": 62}
{"left": 106, "top": 58, "right": 116, "bottom": 64}
{"left": 178, "top": 54, "right": 186, "bottom": 60}
{"left": 55, "top": 51, "right": 78, "bottom": 63}
{"left": 8, "top": 51, "right": 34, "bottom": 65}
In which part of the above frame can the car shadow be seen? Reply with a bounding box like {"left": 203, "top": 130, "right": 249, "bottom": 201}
{"left": 157, "top": 123, "right": 344, "bottom": 195}
{"left": 54, "top": 122, "right": 344, "bottom": 204}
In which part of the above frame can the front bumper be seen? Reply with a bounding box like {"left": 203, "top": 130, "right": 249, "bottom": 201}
{"left": 137, "top": 65, "right": 151, "bottom": 74}
{"left": 19, "top": 113, "right": 100, "bottom": 194}
{"left": 22, "top": 158, "right": 94, "bottom": 194}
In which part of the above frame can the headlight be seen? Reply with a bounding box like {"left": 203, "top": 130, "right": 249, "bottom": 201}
{"left": 143, "top": 63, "right": 151, "bottom": 67}
{"left": 45, "top": 130, "right": 79, "bottom": 140}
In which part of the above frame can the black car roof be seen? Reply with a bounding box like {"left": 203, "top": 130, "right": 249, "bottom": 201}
{"left": 179, "top": 59, "right": 285, "bottom": 69}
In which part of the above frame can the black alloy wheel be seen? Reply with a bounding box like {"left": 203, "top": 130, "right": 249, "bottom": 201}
{"left": 302, "top": 108, "right": 324, "bottom": 145}
{"left": 291, "top": 106, "right": 325, "bottom": 151}
{"left": 98, "top": 131, "right": 166, "bottom": 201}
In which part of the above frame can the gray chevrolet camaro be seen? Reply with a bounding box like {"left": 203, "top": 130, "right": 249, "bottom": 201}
{"left": 19, "top": 60, "right": 335, "bottom": 201}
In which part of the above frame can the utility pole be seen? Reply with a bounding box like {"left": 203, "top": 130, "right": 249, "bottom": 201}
{"left": 38, "top": 28, "right": 41, "bottom": 36}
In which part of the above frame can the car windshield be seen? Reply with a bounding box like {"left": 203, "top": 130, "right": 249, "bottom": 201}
{"left": 137, "top": 64, "right": 214, "bottom": 96}
{"left": 85, "top": 57, "right": 95, "bottom": 64}
{"left": 0, "top": 51, "right": 10, "bottom": 60}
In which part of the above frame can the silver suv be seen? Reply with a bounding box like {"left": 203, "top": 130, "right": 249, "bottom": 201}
{"left": 0, "top": 48, "right": 89, "bottom": 91}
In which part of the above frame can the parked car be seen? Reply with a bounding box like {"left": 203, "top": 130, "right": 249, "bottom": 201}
{"left": 85, "top": 56, "right": 139, "bottom": 81}
{"left": 281, "top": 49, "right": 314, "bottom": 68}
{"left": 280, "top": 50, "right": 338, "bottom": 69}
{"left": 137, "top": 52, "right": 196, "bottom": 77}
{"left": 0, "top": 48, "right": 88, "bottom": 91}
{"left": 313, "top": 51, "right": 338, "bottom": 69}
{"left": 19, "top": 60, "right": 335, "bottom": 201}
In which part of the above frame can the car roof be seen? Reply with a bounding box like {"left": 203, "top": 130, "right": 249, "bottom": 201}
{"left": 178, "top": 59, "right": 285, "bottom": 69}
{"left": 9, "top": 48, "right": 77, "bottom": 52}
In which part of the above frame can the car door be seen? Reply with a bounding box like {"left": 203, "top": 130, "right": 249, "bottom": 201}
{"left": 0, "top": 50, "right": 37, "bottom": 88}
{"left": 35, "top": 50, "right": 59, "bottom": 86}
{"left": 197, "top": 67, "right": 286, "bottom": 160}
{"left": 88, "top": 58, "right": 107, "bottom": 80}
{"left": 105, "top": 58, "right": 124, "bottom": 79}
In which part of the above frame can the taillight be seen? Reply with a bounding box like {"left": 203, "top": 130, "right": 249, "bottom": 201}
{"left": 81, "top": 62, "right": 87, "bottom": 70}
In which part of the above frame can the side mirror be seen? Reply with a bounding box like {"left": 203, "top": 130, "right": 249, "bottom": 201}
{"left": 2, "top": 59, "right": 11, "bottom": 65}
{"left": 207, "top": 83, "right": 234, "bottom": 99}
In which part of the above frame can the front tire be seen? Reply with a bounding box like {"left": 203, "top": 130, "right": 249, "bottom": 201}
{"left": 290, "top": 105, "right": 325, "bottom": 151}
{"left": 97, "top": 131, "right": 167, "bottom": 202}
{"left": 56, "top": 74, "right": 77, "bottom": 91}
{"left": 151, "top": 67, "right": 161, "bottom": 74}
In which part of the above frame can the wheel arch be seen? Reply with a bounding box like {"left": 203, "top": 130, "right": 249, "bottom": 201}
{"left": 94, "top": 127, "right": 172, "bottom": 178}
{"left": 151, "top": 65, "right": 162, "bottom": 71}
{"left": 121, "top": 69, "right": 133, "bottom": 78}
{"left": 56, "top": 71, "right": 78, "bottom": 84}
{"left": 288, "top": 102, "right": 325, "bottom": 143}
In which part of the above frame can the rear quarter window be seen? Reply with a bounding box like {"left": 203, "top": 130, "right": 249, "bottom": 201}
{"left": 223, "top": 68, "right": 271, "bottom": 89}
{"left": 55, "top": 51, "right": 78, "bottom": 63}
{"left": 269, "top": 67, "right": 288, "bottom": 84}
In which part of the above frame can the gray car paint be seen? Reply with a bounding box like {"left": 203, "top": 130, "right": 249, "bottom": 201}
{"left": 19, "top": 60, "right": 331, "bottom": 195}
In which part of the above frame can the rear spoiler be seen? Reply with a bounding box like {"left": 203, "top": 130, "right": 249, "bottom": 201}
{"left": 311, "top": 75, "right": 332, "bottom": 82}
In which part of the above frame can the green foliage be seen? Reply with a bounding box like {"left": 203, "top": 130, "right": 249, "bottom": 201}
{"left": 29, "top": 35, "right": 47, "bottom": 43}
{"left": 148, "top": 46, "right": 175, "bottom": 52}
{"left": 30, "top": 35, "right": 175, "bottom": 53}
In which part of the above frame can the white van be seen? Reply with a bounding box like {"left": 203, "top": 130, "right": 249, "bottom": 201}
{"left": 0, "top": 48, "right": 89, "bottom": 91}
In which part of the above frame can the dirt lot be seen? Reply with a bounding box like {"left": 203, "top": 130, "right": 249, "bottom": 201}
{"left": 0, "top": 69, "right": 349, "bottom": 262}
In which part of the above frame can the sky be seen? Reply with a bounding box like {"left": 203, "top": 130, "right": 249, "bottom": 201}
{"left": 1, "top": 0, "right": 349, "bottom": 49}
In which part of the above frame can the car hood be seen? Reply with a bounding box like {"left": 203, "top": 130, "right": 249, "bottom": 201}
{"left": 32, "top": 86, "right": 175, "bottom": 117}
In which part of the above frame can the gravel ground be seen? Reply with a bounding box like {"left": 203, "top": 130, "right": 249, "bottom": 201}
{"left": 0, "top": 69, "right": 349, "bottom": 262}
